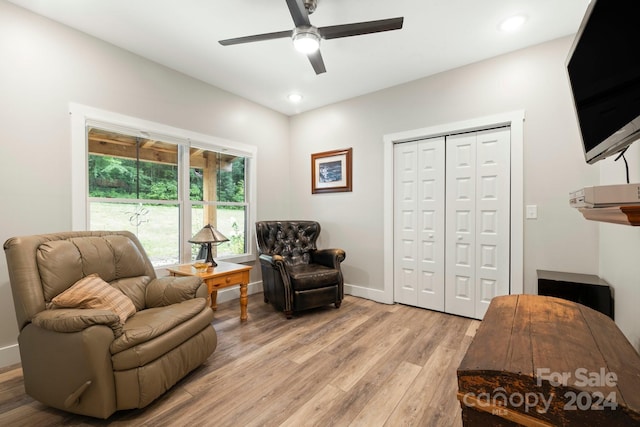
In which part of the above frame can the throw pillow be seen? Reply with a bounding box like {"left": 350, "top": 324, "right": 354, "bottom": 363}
{"left": 51, "top": 273, "right": 136, "bottom": 325}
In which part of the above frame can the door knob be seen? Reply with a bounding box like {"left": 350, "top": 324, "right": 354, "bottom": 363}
{"left": 457, "top": 235, "right": 463, "bottom": 240}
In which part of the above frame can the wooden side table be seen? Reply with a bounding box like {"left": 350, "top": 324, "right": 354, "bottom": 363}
{"left": 167, "top": 261, "right": 252, "bottom": 321}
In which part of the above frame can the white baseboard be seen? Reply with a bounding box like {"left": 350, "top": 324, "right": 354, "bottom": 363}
{"left": 248, "top": 281, "right": 522, "bottom": 310}
{"left": 0, "top": 344, "right": 20, "bottom": 368}
{"left": 215, "top": 280, "right": 263, "bottom": 304}
{"left": 218, "top": 281, "right": 391, "bottom": 305}
{"left": 344, "top": 283, "right": 393, "bottom": 304}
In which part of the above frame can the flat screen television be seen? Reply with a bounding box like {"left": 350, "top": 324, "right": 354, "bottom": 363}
{"left": 567, "top": 0, "right": 640, "bottom": 164}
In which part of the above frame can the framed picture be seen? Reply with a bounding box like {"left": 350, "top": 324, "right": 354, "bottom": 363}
{"left": 311, "top": 148, "right": 352, "bottom": 194}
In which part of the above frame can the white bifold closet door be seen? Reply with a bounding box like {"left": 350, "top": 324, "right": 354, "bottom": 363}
{"left": 393, "top": 128, "right": 510, "bottom": 320}
{"left": 393, "top": 136, "right": 446, "bottom": 311}
{"left": 445, "top": 128, "right": 510, "bottom": 319}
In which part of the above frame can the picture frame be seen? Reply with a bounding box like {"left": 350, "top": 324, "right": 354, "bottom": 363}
{"left": 311, "top": 148, "right": 353, "bottom": 194}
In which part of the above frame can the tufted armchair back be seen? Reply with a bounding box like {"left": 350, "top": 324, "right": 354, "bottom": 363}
{"left": 255, "top": 221, "right": 321, "bottom": 266}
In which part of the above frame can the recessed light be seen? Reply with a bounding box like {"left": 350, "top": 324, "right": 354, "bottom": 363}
{"left": 288, "top": 93, "right": 303, "bottom": 103}
{"left": 499, "top": 14, "right": 527, "bottom": 33}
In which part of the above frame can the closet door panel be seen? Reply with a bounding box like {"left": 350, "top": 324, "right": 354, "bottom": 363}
{"left": 474, "top": 128, "right": 511, "bottom": 318}
{"left": 417, "top": 137, "right": 445, "bottom": 311}
{"left": 394, "top": 138, "right": 445, "bottom": 310}
{"left": 445, "top": 133, "right": 477, "bottom": 318}
{"left": 394, "top": 142, "right": 418, "bottom": 305}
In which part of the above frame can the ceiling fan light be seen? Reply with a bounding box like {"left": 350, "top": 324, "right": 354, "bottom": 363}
{"left": 292, "top": 27, "right": 320, "bottom": 54}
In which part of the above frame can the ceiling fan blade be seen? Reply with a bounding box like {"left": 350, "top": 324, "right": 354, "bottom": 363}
{"left": 219, "top": 30, "right": 292, "bottom": 46}
{"left": 307, "top": 50, "right": 326, "bottom": 74}
{"left": 286, "top": 0, "right": 311, "bottom": 27}
{"left": 319, "top": 17, "right": 404, "bottom": 40}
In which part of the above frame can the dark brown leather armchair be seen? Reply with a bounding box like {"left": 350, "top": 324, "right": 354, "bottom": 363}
{"left": 255, "top": 221, "right": 346, "bottom": 318}
{"left": 3, "top": 230, "right": 217, "bottom": 419}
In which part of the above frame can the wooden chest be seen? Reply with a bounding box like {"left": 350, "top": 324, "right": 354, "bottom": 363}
{"left": 457, "top": 295, "right": 640, "bottom": 426}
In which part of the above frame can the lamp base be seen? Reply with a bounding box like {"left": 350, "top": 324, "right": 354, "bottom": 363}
{"left": 203, "top": 243, "right": 218, "bottom": 267}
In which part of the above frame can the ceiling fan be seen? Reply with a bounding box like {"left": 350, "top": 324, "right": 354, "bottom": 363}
{"left": 218, "top": 0, "right": 404, "bottom": 74}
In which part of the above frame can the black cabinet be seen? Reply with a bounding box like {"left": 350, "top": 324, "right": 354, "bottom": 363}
{"left": 537, "top": 270, "right": 614, "bottom": 320}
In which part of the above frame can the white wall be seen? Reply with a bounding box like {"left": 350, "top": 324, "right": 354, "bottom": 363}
{"left": 289, "top": 38, "right": 600, "bottom": 306}
{"left": 599, "top": 143, "right": 640, "bottom": 351}
{"left": 3, "top": 1, "right": 635, "bottom": 369}
{"left": 0, "top": 1, "right": 291, "bottom": 367}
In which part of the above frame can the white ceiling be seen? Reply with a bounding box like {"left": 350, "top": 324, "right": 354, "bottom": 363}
{"left": 8, "top": 0, "right": 590, "bottom": 116}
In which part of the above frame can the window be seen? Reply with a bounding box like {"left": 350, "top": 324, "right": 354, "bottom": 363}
{"left": 189, "top": 147, "right": 248, "bottom": 260}
{"left": 71, "top": 104, "right": 256, "bottom": 268}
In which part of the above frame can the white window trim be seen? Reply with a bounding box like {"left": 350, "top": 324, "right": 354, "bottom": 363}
{"left": 70, "top": 103, "right": 258, "bottom": 264}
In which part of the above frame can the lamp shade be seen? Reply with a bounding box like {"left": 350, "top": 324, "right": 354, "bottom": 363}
{"left": 189, "top": 224, "right": 229, "bottom": 244}
{"left": 189, "top": 224, "right": 229, "bottom": 267}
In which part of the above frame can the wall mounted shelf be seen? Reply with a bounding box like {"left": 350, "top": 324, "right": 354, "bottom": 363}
{"left": 578, "top": 205, "right": 640, "bottom": 226}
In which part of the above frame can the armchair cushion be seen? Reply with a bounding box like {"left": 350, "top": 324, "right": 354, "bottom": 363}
{"left": 288, "top": 264, "right": 340, "bottom": 291}
{"left": 110, "top": 298, "right": 209, "bottom": 358}
{"left": 110, "top": 299, "right": 213, "bottom": 370}
{"left": 51, "top": 274, "right": 136, "bottom": 326}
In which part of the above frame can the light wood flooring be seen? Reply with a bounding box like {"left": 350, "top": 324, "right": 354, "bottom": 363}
{"left": 0, "top": 294, "right": 480, "bottom": 426}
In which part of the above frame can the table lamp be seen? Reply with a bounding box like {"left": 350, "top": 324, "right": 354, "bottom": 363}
{"left": 189, "top": 224, "right": 229, "bottom": 267}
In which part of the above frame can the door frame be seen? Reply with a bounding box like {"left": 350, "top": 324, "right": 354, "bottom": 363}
{"left": 382, "top": 111, "right": 525, "bottom": 304}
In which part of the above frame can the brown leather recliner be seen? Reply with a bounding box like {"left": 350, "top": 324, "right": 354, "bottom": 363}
{"left": 255, "top": 221, "right": 346, "bottom": 318}
{"left": 3, "top": 230, "right": 217, "bottom": 419}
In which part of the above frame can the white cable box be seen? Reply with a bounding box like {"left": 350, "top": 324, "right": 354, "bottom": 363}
{"left": 570, "top": 184, "right": 640, "bottom": 208}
